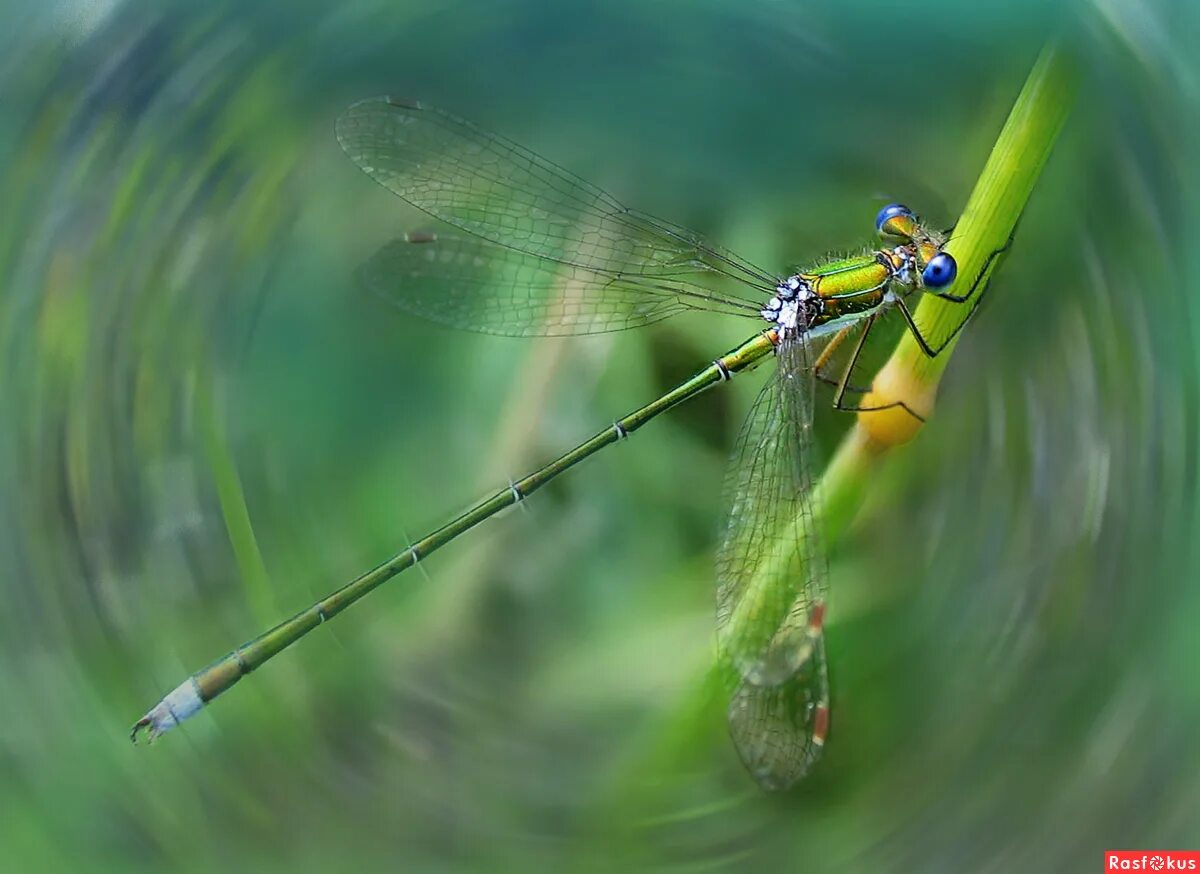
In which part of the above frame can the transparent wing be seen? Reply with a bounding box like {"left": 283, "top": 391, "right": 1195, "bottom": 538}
{"left": 727, "top": 633, "right": 828, "bottom": 791}
{"left": 359, "top": 231, "right": 762, "bottom": 337}
{"left": 335, "top": 97, "right": 778, "bottom": 300}
{"left": 716, "top": 334, "right": 828, "bottom": 681}
{"left": 716, "top": 332, "right": 831, "bottom": 789}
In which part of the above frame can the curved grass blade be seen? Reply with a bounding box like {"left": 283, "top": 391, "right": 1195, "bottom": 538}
{"left": 359, "top": 231, "right": 762, "bottom": 337}
{"left": 335, "top": 97, "right": 778, "bottom": 299}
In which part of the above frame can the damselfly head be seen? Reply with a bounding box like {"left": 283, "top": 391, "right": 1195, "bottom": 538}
{"left": 920, "top": 251, "right": 958, "bottom": 289}
{"left": 876, "top": 203, "right": 918, "bottom": 241}
{"left": 909, "top": 233, "right": 956, "bottom": 289}
{"left": 878, "top": 205, "right": 957, "bottom": 291}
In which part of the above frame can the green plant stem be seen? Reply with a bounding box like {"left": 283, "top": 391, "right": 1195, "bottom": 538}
{"left": 861, "top": 44, "right": 1075, "bottom": 443}
{"left": 900, "top": 44, "right": 1075, "bottom": 388}
{"left": 596, "top": 43, "right": 1076, "bottom": 805}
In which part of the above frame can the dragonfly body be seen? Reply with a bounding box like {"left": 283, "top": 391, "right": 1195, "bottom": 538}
{"left": 133, "top": 97, "right": 987, "bottom": 791}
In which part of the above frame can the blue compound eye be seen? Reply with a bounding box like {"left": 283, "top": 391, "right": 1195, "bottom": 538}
{"left": 922, "top": 252, "right": 958, "bottom": 289}
{"left": 875, "top": 203, "right": 913, "bottom": 233}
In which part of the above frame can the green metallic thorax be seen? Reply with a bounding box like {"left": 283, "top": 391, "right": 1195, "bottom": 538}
{"left": 800, "top": 253, "right": 892, "bottom": 326}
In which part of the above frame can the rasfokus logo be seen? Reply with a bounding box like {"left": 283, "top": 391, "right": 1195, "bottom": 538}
{"left": 1106, "top": 851, "right": 1200, "bottom": 871}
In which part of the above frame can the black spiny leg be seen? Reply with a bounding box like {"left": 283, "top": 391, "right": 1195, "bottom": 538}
{"left": 812, "top": 322, "right": 862, "bottom": 392}
{"left": 822, "top": 313, "right": 926, "bottom": 422}
{"left": 895, "top": 234, "right": 1015, "bottom": 358}
{"left": 926, "top": 232, "right": 1014, "bottom": 304}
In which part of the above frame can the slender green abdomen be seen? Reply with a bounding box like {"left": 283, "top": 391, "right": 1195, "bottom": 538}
{"left": 131, "top": 331, "right": 778, "bottom": 740}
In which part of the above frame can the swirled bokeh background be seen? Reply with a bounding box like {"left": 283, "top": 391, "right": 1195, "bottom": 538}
{"left": 2, "top": 1, "right": 1196, "bottom": 871}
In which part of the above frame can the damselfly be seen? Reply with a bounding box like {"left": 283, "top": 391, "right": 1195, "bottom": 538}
{"left": 133, "top": 97, "right": 995, "bottom": 790}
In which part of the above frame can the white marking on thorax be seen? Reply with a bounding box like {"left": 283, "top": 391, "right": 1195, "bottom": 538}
{"left": 776, "top": 299, "right": 800, "bottom": 330}
{"left": 763, "top": 274, "right": 813, "bottom": 331}
{"left": 893, "top": 246, "right": 914, "bottom": 285}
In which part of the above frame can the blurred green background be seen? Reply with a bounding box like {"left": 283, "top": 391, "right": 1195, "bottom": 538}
{"left": 1, "top": 0, "right": 1197, "bottom": 871}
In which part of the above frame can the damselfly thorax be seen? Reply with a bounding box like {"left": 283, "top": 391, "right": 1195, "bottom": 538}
{"left": 761, "top": 204, "right": 955, "bottom": 338}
